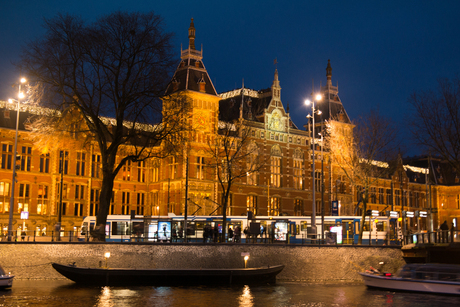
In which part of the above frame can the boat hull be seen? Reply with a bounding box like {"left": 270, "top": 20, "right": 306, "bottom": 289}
{"left": 52, "top": 263, "right": 284, "bottom": 286}
{"left": 359, "top": 272, "right": 460, "bottom": 295}
{"left": 0, "top": 276, "right": 14, "bottom": 288}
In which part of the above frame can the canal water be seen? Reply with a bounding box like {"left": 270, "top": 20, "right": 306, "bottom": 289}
{"left": 1, "top": 280, "right": 459, "bottom": 306}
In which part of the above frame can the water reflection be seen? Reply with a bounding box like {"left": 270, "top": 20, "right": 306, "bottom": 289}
{"left": 238, "top": 285, "right": 253, "bottom": 306}
{"left": 3, "top": 280, "right": 460, "bottom": 306}
{"left": 96, "top": 287, "right": 148, "bottom": 307}
{"left": 95, "top": 287, "right": 112, "bottom": 307}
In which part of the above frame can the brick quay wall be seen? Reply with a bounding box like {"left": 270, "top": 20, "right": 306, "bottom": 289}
{"left": 0, "top": 243, "right": 404, "bottom": 282}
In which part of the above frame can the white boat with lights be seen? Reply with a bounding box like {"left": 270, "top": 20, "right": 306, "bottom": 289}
{"left": 359, "top": 263, "right": 460, "bottom": 295}
{"left": 0, "top": 265, "right": 13, "bottom": 288}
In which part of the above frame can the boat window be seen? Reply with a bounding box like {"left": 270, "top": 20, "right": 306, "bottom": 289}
{"left": 416, "top": 272, "right": 434, "bottom": 280}
{"left": 438, "top": 273, "right": 458, "bottom": 281}
{"left": 399, "top": 267, "right": 412, "bottom": 278}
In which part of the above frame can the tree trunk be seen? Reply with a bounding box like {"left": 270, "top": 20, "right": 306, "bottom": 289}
{"left": 93, "top": 172, "right": 115, "bottom": 241}
{"left": 221, "top": 187, "right": 229, "bottom": 243}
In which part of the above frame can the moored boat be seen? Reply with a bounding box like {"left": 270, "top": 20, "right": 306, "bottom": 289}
{"left": 359, "top": 263, "right": 460, "bottom": 295}
{"left": 52, "top": 263, "right": 284, "bottom": 286}
{"left": 0, "top": 265, "right": 14, "bottom": 288}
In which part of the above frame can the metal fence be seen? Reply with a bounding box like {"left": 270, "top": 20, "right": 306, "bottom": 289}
{"left": 1, "top": 230, "right": 79, "bottom": 242}
{"left": 1, "top": 229, "right": 402, "bottom": 246}
{"left": 403, "top": 230, "right": 460, "bottom": 245}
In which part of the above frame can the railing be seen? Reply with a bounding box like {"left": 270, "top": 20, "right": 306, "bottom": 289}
{"left": 0, "top": 230, "right": 79, "bottom": 242}
{"left": 0, "top": 229, "right": 402, "bottom": 246}
{"left": 403, "top": 230, "right": 460, "bottom": 245}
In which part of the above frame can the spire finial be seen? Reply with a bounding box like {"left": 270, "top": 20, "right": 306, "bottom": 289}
{"left": 188, "top": 18, "right": 196, "bottom": 50}
{"left": 326, "top": 59, "right": 332, "bottom": 80}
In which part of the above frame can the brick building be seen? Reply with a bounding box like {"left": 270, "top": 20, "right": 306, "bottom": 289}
{"left": 1, "top": 19, "right": 459, "bottom": 237}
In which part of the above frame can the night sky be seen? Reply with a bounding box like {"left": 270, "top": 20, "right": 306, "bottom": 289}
{"left": 1, "top": 1, "right": 459, "bottom": 156}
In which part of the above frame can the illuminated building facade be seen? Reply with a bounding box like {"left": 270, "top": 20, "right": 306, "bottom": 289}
{"left": 0, "top": 19, "right": 459, "bottom": 237}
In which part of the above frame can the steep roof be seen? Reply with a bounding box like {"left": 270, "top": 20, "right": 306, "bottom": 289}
{"left": 404, "top": 156, "right": 460, "bottom": 186}
{"left": 218, "top": 87, "right": 271, "bottom": 122}
{"left": 316, "top": 60, "right": 351, "bottom": 124}
{"left": 165, "top": 19, "right": 217, "bottom": 96}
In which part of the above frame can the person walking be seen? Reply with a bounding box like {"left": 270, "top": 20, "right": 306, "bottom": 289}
{"left": 234, "top": 226, "right": 241, "bottom": 243}
{"left": 228, "top": 226, "right": 234, "bottom": 242}
{"left": 213, "top": 225, "right": 218, "bottom": 243}
{"left": 440, "top": 220, "right": 449, "bottom": 242}
{"left": 172, "top": 226, "right": 177, "bottom": 242}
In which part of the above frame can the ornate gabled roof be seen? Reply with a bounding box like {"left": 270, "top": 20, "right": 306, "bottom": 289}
{"left": 218, "top": 71, "right": 299, "bottom": 130}
{"left": 403, "top": 156, "right": 460, "bottom": 186}
{"left": 165, "top": 19, "right": 217, "bottom": 96}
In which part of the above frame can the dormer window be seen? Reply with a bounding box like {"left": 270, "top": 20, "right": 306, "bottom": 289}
{"left": 172, "top": 78, "right": 180, "bottom": 92}
{"left": 198, "top": 74, "right": 206, "bottom": 92}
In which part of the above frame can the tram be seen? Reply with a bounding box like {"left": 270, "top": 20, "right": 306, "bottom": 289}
{"left": 79, "top": 214, "right": 401, "bottom": 245}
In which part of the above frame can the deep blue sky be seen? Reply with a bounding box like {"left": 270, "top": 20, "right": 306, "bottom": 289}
{"left": 1, "top": 1, "right": 459, "bottom": 156}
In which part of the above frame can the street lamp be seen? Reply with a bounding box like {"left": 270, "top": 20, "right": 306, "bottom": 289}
{"left": 7, "top": 77, "right": 26, "bottom": 241}
{"left": 318, "top": 132, "right": 325, "bottom": 241}
{"left": 305, "top": 94, "right": 322, "bottom": 238}
{"left": 104, "top": 252, "right": 110, "bottom": 269}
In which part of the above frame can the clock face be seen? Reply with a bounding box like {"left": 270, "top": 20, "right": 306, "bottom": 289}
{"left": 270, "top": 112, "right": 282, "bottom": 131}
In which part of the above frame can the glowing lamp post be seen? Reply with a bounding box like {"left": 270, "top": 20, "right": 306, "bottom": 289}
{"left": 241, "top": 252, "right": 250, "bottom": 268}
{"left": 104, "top": 252, "right": 110, "bottom": 268}
{"left": 7, "top": 77, "right": 27, "bottom": 241}
{"left": 305, "top": 94, "right": 322, "bottom": 238}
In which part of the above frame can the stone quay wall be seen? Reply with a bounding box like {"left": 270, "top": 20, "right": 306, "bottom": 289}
{"left": 0, "top": 243, "right": 404, "bottom": 282}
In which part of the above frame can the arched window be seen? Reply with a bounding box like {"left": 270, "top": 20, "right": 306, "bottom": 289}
{"left": 270, "top": 145, "right": 282, "bottom": 188}
{"left": 294, "top": 199, "right": 303, "bottom": 216}
{"left": 293, "top": 148, "right": 303, "bottom": 190}
{"left": 269, "top": 196, "right": 281, "bottom": 216}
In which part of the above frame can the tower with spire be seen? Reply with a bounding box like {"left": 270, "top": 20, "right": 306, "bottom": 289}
{"left": 317, "top": 60, "right": 351, "bottom": 124}
{"left": 165, "top": 19, "right": 217, "bottom": 96}
{"left": 163, "top": 19, "right": 222, "bottom": 216}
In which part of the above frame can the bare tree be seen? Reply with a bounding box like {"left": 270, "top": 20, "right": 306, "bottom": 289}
{"left": 18, "top": 11, "right": 189, "bottom": 240}
{"left": 409, "top": 77, "right": 460, "bottom": 174}
{"left": 205, "top": 119, "right": 264, "bottom": 242}
{"left": 326, "top": 109, "right": 398, "bottom": 244}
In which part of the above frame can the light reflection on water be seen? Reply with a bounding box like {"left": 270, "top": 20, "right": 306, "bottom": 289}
{"left": 1, "top": 280, "right": 460, "bottom": 306}
{"left": 238, "top": 285, "right": 253, "bottom": 307}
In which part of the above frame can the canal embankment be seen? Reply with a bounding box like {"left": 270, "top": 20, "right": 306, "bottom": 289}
{"left": 0, "top": 243, "right": 404, "bottom": 282}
